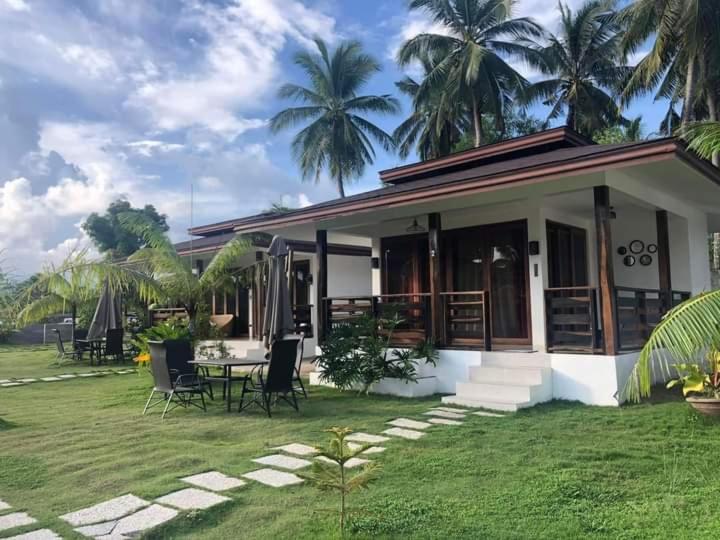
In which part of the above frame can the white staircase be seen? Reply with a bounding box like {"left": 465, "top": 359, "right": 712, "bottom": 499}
{"left": 442, "top": 352, "right": 552, "bottom": 412}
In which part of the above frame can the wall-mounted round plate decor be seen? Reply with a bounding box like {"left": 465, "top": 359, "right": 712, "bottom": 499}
{"left": 629, "top": 240, "right": 645, "bottom": 254}
{"left": 647, "top": 244, "right": 657, "bottom": 254}
{"left": 639, "top": 254, "right": 652, "bottom": 266}
{"left": 623, "top": 255, "right": 636, "bottom": 267}
{"left": 617, "top": 246, "right": 627, "bottom": 255}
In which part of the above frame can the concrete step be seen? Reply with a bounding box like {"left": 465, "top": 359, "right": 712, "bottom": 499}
{"left": 441, "top": 395, "right": 527, "bottom": 412}
{"left": 469, "top": 365, "right": 549, "bottom": 386}
{"left": 481, "top": 351, "right": 551, "bottom": 369}
{"left": 456, "top": 381, "right": 536, "bottom": 403}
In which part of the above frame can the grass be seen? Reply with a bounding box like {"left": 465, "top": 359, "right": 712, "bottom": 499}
{"left": 1, "top": 345, "right": 720, "bottom": 539}
{"left": 0, "top": 344, "right": 112, "bottom": 379}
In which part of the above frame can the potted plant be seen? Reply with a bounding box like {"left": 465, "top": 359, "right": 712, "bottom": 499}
{"left": 666, "top": 348, "right": 720, "bottom": 415}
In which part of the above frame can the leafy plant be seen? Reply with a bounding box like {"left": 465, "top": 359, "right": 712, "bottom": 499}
{"left": 316, "top": 314, "right": 438, "bottom": 394}
{"left": 666, "top": 348, "right": 720, "bottom": 398}
{"left": 132, "top": 317, "right": 192, "bottom": 357}
{"left": 300, "top": 427, "right": 381, "bottom": 533}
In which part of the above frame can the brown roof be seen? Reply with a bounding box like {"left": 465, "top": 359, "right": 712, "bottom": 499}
{"left": 379, "top": 126, "right": 592, "bottom": 184}
{"left": 188, "top": 135, "right": 720, "bottom": 236}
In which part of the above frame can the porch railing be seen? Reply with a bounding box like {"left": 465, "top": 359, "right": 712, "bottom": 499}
{"left": 544, "top": 287, "right": 599, "bottom": 354}
{"left": 615, "top": 287, "right": 663, "bottom": 351}
{"left": 440, "top": 291, "right": 491, "bottom": 350}
{"left": 322, "top": 294, "right": 432, "bottom": 346}
{"left": 292, "top": 304, "right": 313, "bottom": 337}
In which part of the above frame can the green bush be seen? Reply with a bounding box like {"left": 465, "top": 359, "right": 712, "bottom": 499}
{"left": 316, "top": 314, "right": 437, "bottom": 393}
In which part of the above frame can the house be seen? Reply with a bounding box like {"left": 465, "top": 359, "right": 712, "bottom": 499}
{"left": 179, "top": 127, "right": 720, "bottom": 410}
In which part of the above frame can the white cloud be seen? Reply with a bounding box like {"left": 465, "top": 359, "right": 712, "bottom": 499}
{"left": 126, "top": 0, "right": 336, "bottom": 138}
{"left": 1, "top": 0, "right": 29, "bottom": 12}
{"left": 126, "top": 140, "right": 184, "bottom": 157}
{"left": 58, "top": 44, "right": 119, "bottom": 80}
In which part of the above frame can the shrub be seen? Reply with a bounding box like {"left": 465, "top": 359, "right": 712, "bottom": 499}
{"left": 316, "top": 314, "right": 437, "bottom": 394}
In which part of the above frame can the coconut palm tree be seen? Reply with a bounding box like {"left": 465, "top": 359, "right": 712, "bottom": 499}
{"left": 17, "top": 250, "right": 159, "bottom": 339}
{"left": 393, "top": 52, "right": 468, "bottom": 160}
{"left": 270, "top": 38, "right": 399, "bottom": 198}
{"left": 397, "top": 0, "right": 543, "bottom": 147}
{"left": 620, "top": 0, "right": 720, "bottom": 130}
{"left": 119, "top": 213, "right": 251, "bottom": 329}
{"left": 523, "top": 0, "right": 629, "bottom": 136}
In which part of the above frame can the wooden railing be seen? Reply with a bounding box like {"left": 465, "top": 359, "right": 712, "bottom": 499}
{"left": 615, "top": 287, "right": 663, "bottom": 351}
{"left": 672, "top": 290, "right": 691, "bottom": 307}
{"left": 441, "top": 291, "right": 490, "bottom": 350}
{"left": 545, "top": 287, "right": 599, "bottom": 353}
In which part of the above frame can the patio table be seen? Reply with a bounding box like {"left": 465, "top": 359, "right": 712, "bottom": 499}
{"left": 189, "top": 358, "right": 268, "bottom": 412}
{"left": 75, "top": 338, "right": 105, "bottom": 365}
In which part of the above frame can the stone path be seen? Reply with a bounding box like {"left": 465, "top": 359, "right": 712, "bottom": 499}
{"left": 252, "top": 454, "right": 312, "bottom": 471}
{"left": 0, "top": 369, "right": 137, "bottom": 389}
{"left": 346, "top": 442, "right": 385, "bottom": 454}
{"left": 428, "top": 417, "right": 463, "bottom": 425}
{"left": 423, "top": 409, "right": 465, "bottom": 419}
{"left": 345, "top": 432, "right": 390, "bottom": 444}
{"left": 316, "top": 456, "right": 370, "bottom": 469}
{"left": 387, "top": 418, "right": 431, "bottom": 430}
{"left": 382, "top": 427, "right": 425, "bottom": 440}
{"left": 272, "top": 443, "right": 318, "bottom": 456}
{"left": 6, "top": 529, "right": 62, "bottom": 540}
{"left": 242, "top": 468, "right": 304, "bottom": 487}
{"left": 0, "top": 512, "right": 37, "bottom": 533}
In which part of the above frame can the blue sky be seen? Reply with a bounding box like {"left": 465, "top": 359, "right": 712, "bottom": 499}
{"left": 0, "top": 0, "right": 662, "bottom": 276}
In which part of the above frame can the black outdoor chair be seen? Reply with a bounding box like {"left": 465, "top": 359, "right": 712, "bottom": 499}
{"left": 73, "top": 329, "right": 91, "bottom": 355}
{"left": 164, "top": 339, "right": 214, "bottom": 401}
{"left": 289, "top": 334, "right": 307, "bottom": 398}
{"left": 239, "top": 338, "right": 300, "bottom": 417}
{"left": 102, "top": 328, "right": 134, "bottom": 364}
{"left": 143, "top": 342, "right": 207, "bottom": 420}
{"left": 52, "top": 329, "right": 83, "bottom": 364}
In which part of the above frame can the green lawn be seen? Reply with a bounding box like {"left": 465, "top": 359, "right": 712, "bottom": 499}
{"left": 0, "top": 344, "right": 113, "bottom": 380}
{"left": 0, "top": 345, "right": 718, "bottom": 539}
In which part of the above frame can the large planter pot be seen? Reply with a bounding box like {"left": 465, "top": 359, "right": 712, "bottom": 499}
{"left": 687, "top": 396, "right": 720, "bottom": 416}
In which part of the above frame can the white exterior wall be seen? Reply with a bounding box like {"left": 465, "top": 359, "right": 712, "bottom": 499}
{"left": 327, "top": 254, "right": 372, "bottom": 297}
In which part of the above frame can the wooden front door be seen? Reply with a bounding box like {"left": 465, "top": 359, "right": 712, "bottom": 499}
{"left": 444, "top": 220, "right": 531, "bottom": 347}
{"left": 546, "top": 221, "right": 588, "bottom": 288}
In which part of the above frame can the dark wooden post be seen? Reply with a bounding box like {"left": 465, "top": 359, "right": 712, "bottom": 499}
{"left": 594, "top": 186, "right": 618, "bottom": 355}
{"left": 316, "top": 229, "right": 328, "bottom": 344}
{"left": 428, "top": 213, "right": 444, "bottom": 345}
{"left": 656, "top": 210, "right": 672, "bottom": 313}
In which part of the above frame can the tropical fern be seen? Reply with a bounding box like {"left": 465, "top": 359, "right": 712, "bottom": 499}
{"left": 624, "top": 290, "right": 720, "bottom": 403}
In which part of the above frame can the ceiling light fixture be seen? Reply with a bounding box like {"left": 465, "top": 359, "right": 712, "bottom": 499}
{"left": 406, "top": 218, "right": 425, "bottom": 233}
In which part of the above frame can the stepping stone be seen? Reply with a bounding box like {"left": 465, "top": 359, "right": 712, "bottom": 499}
{"left": 346, "top": 442, "right": 385, "bottom": 454}
{"left": 0, "top": 498, "right": 10, "bottom": 511}
{"left": 156, "top": 488, "right": 230, "bottom": 510}
{"left": 252, "top": 454, "right": 312, "bottom": 471}
{"left": 387, "top": 418, "right": 431, "bottom": 430}
{"left": 78, "top": 373, "right": 100, "bottom": 378}
{"left": 40, "top": 377, "right": 62, "bottom": 382}
{"left": 473, "top": 411, "right": 506, "bottom": 417}
{"left": 57, "top": 374, "right": 77, "bottom": 379}
{"left": 316, "top": 456, "right": 370, "bottom": 469}
{"left": 423, "top": 410, "right": 465, "bottom": 419}
{"left": 242, "top": 468, "right": 304, "bottom": 488}
{"left": 105, "top": 504, "right": 177, "bottom": 537}
{"left": 0, "top": 512, "right": 37, "bottom": 532}
{"left": 6, "top": 530, "right": 62, "bottom": 540}
{"left": 432, "top": 406, "right": 472, "bottom": 414}
{"left": 181, "top": 471, "right": 246, "bottom": 492}
{"left": 273, "top": 443, "right": 318, "bottom": 456}
{"left": 60, "top": 494, "right": 149, "bottom": 526}
{"left": 382, "top": 427, "right": 425, "bottom": 440}
{"left": 428, "top": 417, "right": 463, "bottom": 426}
{"left": 345, "top": 432, "right": 390, "bottom": 444}
{"left": 75, "top": 520, "right": 118, "bottom": 537}
{"left": 17, "top": 378, "right": 37, "bottom": 383}
{"left": 0, "top": 379, "right": 10, "bottom": 384}
{"left": 1, "top": 383, "right": 24, "bottom": 388}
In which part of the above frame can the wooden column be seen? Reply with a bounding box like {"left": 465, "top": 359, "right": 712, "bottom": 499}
{"left": 428, "top": 213, "right": 444, "bottom": 345}
{"left": 656, "top": 210, "right": 672, "bottom": 312}
{"left": 594, "top": 186, "right": 618, "bottom": 355}
{"left": 316, "top": 230, "right": 328, "bottom": 344}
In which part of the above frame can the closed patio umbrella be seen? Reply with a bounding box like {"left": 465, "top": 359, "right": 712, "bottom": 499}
{"left": 87, "top": 280, "right": 122, "bottom": 340}
{"left": 263, "top": 236, "right": 295, "bottom": 349}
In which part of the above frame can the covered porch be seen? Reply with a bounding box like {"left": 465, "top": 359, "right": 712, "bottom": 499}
{"left": 313, "top": 164, "right": 712, "bottom": 357}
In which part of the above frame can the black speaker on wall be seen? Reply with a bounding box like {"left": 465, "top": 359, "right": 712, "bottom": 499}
{"left": 528, "top": 241, "right": 540, "bottom": 256}
{"left": 371, "top": 257, "right": 380, "bottom": 269}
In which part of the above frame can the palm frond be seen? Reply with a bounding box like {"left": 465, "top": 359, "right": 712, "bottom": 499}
{"left": 200, "top": 235, "right": 252, "bottom": 288}
{"left": 679, "top": 122, "right": 720, "bottom": 160}
{"left": 624, "top": 290, "right": 720, "bottom": 403}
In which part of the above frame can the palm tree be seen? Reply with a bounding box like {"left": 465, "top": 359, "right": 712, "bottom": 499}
{"left": 17, "top": 250, "right": 158, "bottom": 339}
{"left": 621, "top": 0, "right": 720, "bottom": 130}
{"left": 523, "top": 1, "right": 629, "bottom": 136}
{"left": 119, "top": 213, "right": 251, "bottom": 329}
{"left": 270, "top": 38, "right": 399, "bottom": 197}
{"left": 393, "top": 52, "right": 468, "bottom": 160}
{"left": 397, "top": 0, "right": 543, "bottom": 147}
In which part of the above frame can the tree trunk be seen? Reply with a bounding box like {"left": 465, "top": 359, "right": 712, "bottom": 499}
{"left": 337, "top": 170, "right": 345, "bottom": 198}
{"left": 682, "top": 56, "right": 697, "bottom": 126}
{"left": 472, "top": 95, "right": 482, "bottom": 147}
{"left": 567, "top": 101, "right": 577, "bottom": 132}
{"left": 707, "top": 92, "right": 719, "bottom": 167}
{"left": 71, "top": 302, "right": 77, "bottom": 342}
